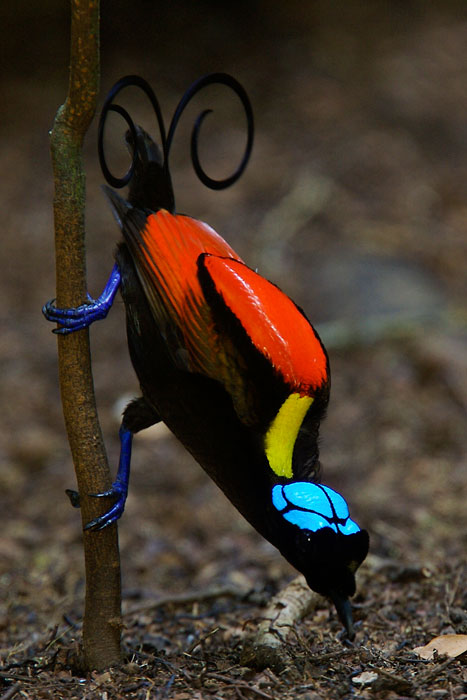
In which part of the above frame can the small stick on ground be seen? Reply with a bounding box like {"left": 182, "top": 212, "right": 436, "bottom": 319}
{"left": 0, "top": 683, "right": 20, "bottom": 700}
{"left": 123, "top": 585, "right": 246, "bottom": 617}
{"left": 241, "top": 575, "right": 320, "bottom": 671}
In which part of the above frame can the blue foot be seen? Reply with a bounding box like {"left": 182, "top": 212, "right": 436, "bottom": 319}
{"left": 84, "top": 481, "right": 128, "bottom": 531}
{"left": 43, "top": 263, "right": 121, "bottom": 334}
{"left": 84, "top": 425, "right": 132, "bottom": 531}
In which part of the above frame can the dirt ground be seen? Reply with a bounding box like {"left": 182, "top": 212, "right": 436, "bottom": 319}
{"left": 1, "top": 2, "right": 466, "bottom": 698}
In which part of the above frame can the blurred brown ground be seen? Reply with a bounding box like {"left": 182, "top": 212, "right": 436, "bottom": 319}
{"left": 0, "top": 2, "right": 466, "bottom": 698}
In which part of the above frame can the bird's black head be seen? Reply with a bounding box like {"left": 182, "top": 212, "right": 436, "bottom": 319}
{"left": 296, "top": 526, "right": 369, "bottom": 638}
{"left": 270, "top": 481, "right": 369, "bottom": 639}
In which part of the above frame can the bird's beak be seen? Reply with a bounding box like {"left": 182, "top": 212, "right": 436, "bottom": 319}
{"left": 329, "top": 591, "right": 355, "bottom": 640}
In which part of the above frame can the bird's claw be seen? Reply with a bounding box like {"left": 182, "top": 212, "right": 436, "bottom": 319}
{"left": 42, "top": 263, "right": 121, "bottom": 334}
{"left": 84, "top": 481, "right": 128, "bottom": 531}
{"left": 42, "top": 297, "right": 110, "bottom": 334}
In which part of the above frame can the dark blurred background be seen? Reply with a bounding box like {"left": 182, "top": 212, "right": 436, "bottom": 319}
{"left": 1, "top": 0, "right": 466, "bottom": 652}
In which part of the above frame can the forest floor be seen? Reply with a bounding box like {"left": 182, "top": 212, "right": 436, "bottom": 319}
{"left": 1, "top": 2, "right": 466, "bottom": 698}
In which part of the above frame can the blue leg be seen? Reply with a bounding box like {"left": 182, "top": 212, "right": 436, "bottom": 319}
{"left": 83, "top": 397, "right": 160, "bottom": 531}
{"left": 43, "top": 263, "right": 121, "bottom": 334}
{"left": 84, "top": 424, "right": 132, "bottom": 531}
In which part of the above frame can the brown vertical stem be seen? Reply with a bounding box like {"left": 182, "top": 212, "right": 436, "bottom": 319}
{"left": 49, "top": 0, "right": 122, "bottom": 669}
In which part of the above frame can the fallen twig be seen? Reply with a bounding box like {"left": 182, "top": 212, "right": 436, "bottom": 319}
{"left": 417, "top": 656, "right": 459, "bottom": 685}
{"left": 124, "top": 585, "right": 246, "bottom": 617}
{"left": 307, "top": 648, "right": 355, "bottom": 665}
{"left": 0, "top": 683, "right": 20, "bottom": 700}
{"left": 205, "top": 672, "right": 275, "bottom": 699}
{"left": 366, "top": 663, "right": 413, "bottom": 694}
{"left": 185, "top": 627, "right": 220, "bottom": 654}
{"left": 241, "top": 575, "right": 321, "bottom": 670}
{"left": 0, "top": 673, "right": 33, "bottom": 683}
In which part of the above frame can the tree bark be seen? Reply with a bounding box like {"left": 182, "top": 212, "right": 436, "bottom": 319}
{"left": 49, "top": 0, "right": 122, "bottom": 670}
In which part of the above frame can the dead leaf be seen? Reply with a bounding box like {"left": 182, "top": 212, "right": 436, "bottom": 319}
{"left": 413, "top": 634, "right": 467, "bottom": 660}
{"left": 352, "top": 670, "right": 379, "bottom": 685}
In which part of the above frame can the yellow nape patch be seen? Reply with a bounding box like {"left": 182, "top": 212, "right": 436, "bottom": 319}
{"left": 265, "top": 394, "right": 313, "bottom": 478}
